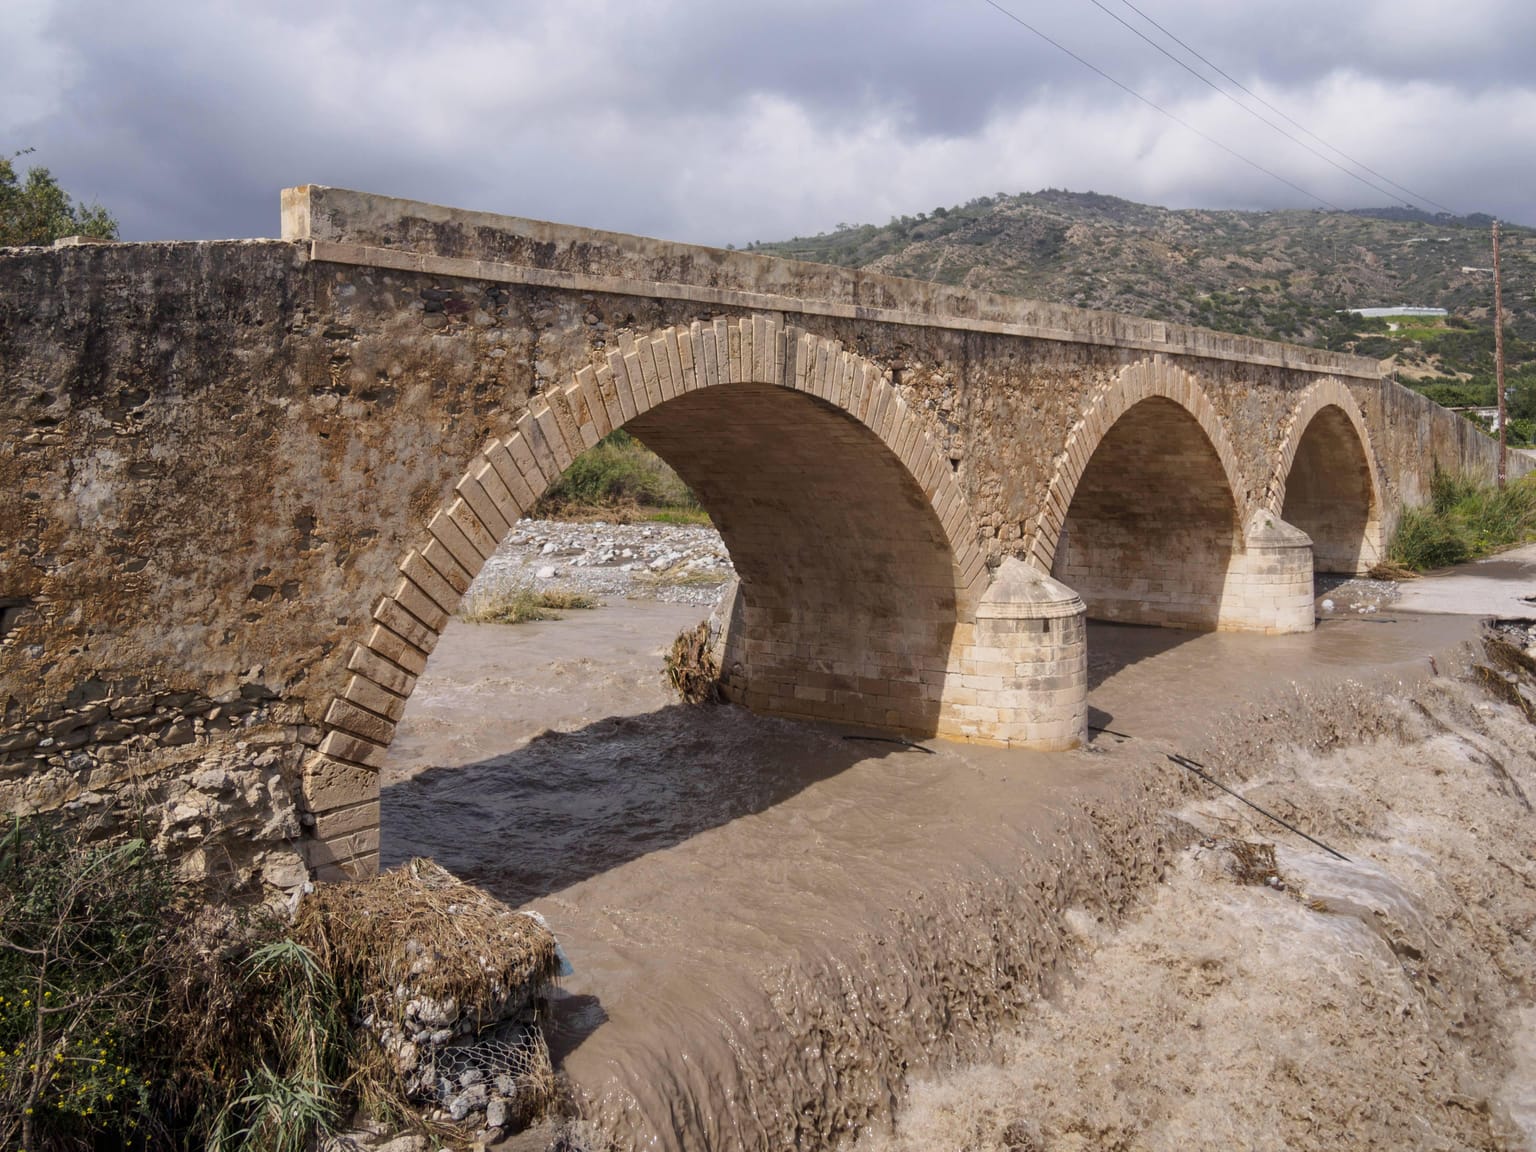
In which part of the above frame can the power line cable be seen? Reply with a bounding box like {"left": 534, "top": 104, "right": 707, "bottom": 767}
{"left": 980, "top": 0, "right": 1344, "bottom": 211}
{"left": 1080, "top": 0, "right": 1425, "bottom": 211}
{"left": 1112, "top": 0, "right": 1458, "bottom": 216}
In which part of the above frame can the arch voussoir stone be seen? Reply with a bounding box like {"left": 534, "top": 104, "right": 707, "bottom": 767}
{"left": 302, "top": 314, "right": 997, "bottom": 878}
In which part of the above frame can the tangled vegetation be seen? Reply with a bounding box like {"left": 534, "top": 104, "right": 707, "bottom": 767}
{"left": 0, "top": 824, "right": 169, "bottom": 1149}
{"left": 0, "top": 819, "right": 558, "bottom": 1151}
{"left": 1386, "top": 471, "right": 1536, "bottom": 571}
{"left": 664, "top": 622, "right": 724, "bottom": 704}
{"left": 0, "top": 817, "right": 361, "bottom": 1151}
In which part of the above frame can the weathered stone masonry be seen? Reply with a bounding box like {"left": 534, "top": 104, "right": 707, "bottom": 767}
{"left": 0, "top": 186, "right": 1525, "bottom": 890}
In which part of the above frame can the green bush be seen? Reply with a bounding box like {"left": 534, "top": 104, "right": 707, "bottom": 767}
{"left": 1388, "top": 506, "right": 1471, "bottom": 570}
{"left": 0, "top": 819, "right": 358, "bottom": 1152}
{"left": 1387, "top": 472, "right": 1536, "bottom": 570}
{"left": 0, "top": 820, "right": 172, "bottom": 1150}
{"left": 1505, "top": 417, "right": 1536, "bottom": 447}
{"left": 535, "top": 430, "right": 698, "bottom": 517}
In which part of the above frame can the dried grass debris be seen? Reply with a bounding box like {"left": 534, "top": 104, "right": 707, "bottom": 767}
{"left": 665, "top": 621, "right": 724, "bottom": 704}
{"left": 1198, "top": 837, "right": 1285, "bottom": 890}
{"left": 292, "top": 859, "right": 562, "bottom": 1136}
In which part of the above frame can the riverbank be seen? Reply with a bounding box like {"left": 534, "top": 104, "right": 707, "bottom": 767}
{"left": 862, "top": 659, "right": 1536, "bottom": 1151}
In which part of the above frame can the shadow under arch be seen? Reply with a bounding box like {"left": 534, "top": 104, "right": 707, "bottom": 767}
{"left": 379, "top": 703, "right": 912, "bottom": 908}
{"left": 1030, "top": 360, "right": 1249, "bottom": 631}
{"left": 302, "top": 315, "right": 989, "bottom": 877}
{"left": 628, "top": 381, "right": 961, "bottom": 730}
{"left": 1269, "top": 379, "right": 1386, "bottom": 575}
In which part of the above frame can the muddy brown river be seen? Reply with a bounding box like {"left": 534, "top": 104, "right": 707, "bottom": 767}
{"left": 373, "top": 571, "right": 1536, "bottom": 1151}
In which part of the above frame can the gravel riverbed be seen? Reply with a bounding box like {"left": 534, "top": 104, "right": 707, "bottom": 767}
{"left": 470, "top": 519, "right": 735, "bottom": 608}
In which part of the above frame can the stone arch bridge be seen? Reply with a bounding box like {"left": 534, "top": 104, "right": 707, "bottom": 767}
{"left": 0, "top": 187, "right": 1518, "bottom": 889}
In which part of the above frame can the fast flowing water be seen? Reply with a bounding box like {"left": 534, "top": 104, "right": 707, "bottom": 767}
{"left": 376, "top": 593, "right": 1509, "bottom": 1149}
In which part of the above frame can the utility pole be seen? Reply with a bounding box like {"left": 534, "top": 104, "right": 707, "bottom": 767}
{"left": 1493, "top": 220, "right": 1507, "bottom": 489}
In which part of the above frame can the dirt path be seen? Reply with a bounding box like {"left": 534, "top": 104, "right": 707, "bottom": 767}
{"left": 1394, "top": 542, "right": 1536, "bottom": 617}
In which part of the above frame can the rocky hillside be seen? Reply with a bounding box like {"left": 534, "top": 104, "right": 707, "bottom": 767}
{"left": 752, "top": 191, "right": 1536, "bottom": 348}
{"left": 752, "top": 190, "right": 1536, "bottom": 441}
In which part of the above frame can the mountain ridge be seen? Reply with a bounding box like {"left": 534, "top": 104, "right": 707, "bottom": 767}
{"left": 750, "top": 190, "right": 1534, "bottom": 348}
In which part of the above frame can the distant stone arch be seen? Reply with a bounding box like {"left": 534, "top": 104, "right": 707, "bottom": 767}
{"left": 1026, "top": 357, "right": 1249, "bottom": 573}
{"left": 1268, "top": 379, "right": 1385, "bottom": 574}
{"left": 303, "top": 315, "right": 989, "bottom": 875}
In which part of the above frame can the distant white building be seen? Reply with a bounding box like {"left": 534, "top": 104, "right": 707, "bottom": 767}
{"left": 1345, "top": 306, "right": 1448, "bottom": 318}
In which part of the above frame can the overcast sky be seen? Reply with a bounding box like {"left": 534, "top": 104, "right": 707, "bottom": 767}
{"left": 5, "top": 0, "right": 1535, "bottom": 244}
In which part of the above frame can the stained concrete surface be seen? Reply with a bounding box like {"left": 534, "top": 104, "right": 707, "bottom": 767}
{"left": 1394, "top": 542, "right": 1536, "bottom": 617}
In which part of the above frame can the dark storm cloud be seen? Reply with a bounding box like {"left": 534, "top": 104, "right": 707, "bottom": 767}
{"left": 5, "top": 0, "right": 1534, "bottom": 244}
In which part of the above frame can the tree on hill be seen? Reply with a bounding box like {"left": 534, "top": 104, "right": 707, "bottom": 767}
{"left": 1, "top": 149, "right": 119, "bottom": 246}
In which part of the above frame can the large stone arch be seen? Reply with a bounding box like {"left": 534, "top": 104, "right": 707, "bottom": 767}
{"left": 1026, "top": 358, "right": 1250, "bottom": 573}
{"left": 302, "top": 314, "right": 994, "bottom": 876}
{"left": 1267, "top": 379, "right": 1386, "bottom": 575}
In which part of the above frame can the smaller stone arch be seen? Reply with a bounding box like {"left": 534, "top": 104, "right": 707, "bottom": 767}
{"left": 1267, "top": 379, "right": 1386, "bottom": 574}
{"left": 1025, "top": 357, "right": 1250, "bottom": 572}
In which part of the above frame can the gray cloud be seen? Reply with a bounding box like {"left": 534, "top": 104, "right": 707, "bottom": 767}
{"left": 5, "top": 0, "right": 1534, "bottom": 244}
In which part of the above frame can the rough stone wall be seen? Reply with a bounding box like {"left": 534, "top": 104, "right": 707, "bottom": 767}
{"left": 2, "top": 192, "right": 1528, "bottom": 889}
{"left": 1346, "top": 377, "right": 1529, "bottom": 522}
{"left": 0, "top": 241, "right": 587, "bottom": 890}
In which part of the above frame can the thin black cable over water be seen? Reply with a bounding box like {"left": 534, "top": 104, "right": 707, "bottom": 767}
{"left": 1168, "top": 753, "right": 1351, "bottom": 862}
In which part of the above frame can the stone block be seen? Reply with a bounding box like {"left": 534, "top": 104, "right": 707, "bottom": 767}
{"left": 342, "top": 673, "right": 407, "bottom": 722}
{"left": 318, "top": 729, "right": 387, "bottom": 770}
{"left": 312, "top": 796, "right": 381, "bottom": 840}
{"left": 373, "top": 596, "right": 438, "bottom": 654}
{"left": 310, "top": 847, "right": 380, "bottom": 883}
{"left": 365, "top": 623, "right": 427, "bottom": 676}
{"left": 400, "top": 552, "right": 461, "bottom": 620}
{"left": 390, "top": 573, "right": 450, "bottom": 634}
{"left": 421, "top": 539, "right": 472, "bottom": 595}
{"left": 505, "top": 424, "right": 552, "bottom": 490}
{"left": 302, "top": 754, "right": 379, "bottom": 813}
{"left": 324, "top": 698, "right": 395, "bottom": 746}
{"left": 455, "top": 472, "right": 511, "bottom": 540}
{"left": 347, "top": 644, "right": 416, "bottom": 698}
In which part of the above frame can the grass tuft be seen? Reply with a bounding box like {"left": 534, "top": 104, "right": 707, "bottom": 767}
{"left": 459, "top": 582, "right": 600, "bottom": 624}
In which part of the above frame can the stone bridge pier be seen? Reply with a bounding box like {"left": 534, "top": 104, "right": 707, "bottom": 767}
{"left": 0, "top": 187, "right": 1522, "bottom": 889}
